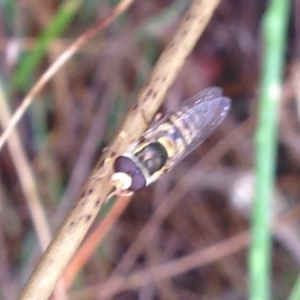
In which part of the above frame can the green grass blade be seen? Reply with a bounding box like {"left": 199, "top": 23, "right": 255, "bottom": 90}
{"left": 288, "top": 274, "right": 300, "bottom": 300}
{"left": 13, "top": 0, "right": 82, "bottom": 91}
{"left": 249, "top": 1, "right": 291, "bottom": 300}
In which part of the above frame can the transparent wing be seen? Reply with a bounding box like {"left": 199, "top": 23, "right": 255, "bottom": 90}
{"left": 175, "top": 94, "right": 231, "bottom": 162}
{"left": 183, "top": 87, "right": 223, "bottom": 105}
{"left": 144, "top": 87, "right": 231, "bottom": 169}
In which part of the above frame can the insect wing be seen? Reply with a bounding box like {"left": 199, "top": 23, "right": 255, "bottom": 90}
{"left": 143, "top": 87, "right": 231, "bottom": 169}
{"left": 176, "top": 94, "right": 231, "bottom": 162}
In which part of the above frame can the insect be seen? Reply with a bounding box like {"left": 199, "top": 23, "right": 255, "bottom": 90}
{"left": 111, "top": 87, "right": 231, "bottom": 194}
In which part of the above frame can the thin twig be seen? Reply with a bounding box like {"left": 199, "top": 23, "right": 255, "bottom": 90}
{"left": 71, "top": 204, "right": 300, "bottom": 299}
{"left": 0, "top": 0, "right": 134, "bottom": 151}
{"left": 17, "top": 1, "right": 220, "bottom": 299}
{"left": 63, "top": 195, "right": 131, "bottom": 288}
{"left": 0, "top": 85, "right": 51, "bottom": 250}
{"left": 0, "top": 79, "right": 68, "bottom": 300}
{"left": 71, "top": 231, "right": 250, "bottom": 299}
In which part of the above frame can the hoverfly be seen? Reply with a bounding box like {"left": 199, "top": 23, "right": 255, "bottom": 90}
{"left": 111, "top": 87, "right": 231, "bottom": 193}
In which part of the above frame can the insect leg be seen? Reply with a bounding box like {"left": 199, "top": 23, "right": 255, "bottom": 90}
{"left": 91, "top": 157, "right": 113, "bottom": 180}
{"left": 91, "top": 131, "right": 132, "bottom": 181}
{"left": 150, "top": 112, "right": 163, "bottom": 127}
{"left": 104, "top": 188, "right": 133, "bottom": 204}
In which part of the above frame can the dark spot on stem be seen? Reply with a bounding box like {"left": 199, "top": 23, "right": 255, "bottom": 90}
{"left": 199, "top": 15, "right": 208, "bottom": 24}
{"left": 86, "top": 215, "right": 92, "bottom": 222}
{"left": 146, "top": 88, "right": 153, "bottom": 98}
{"left": 182, "top": 29, "right": 188, "bottom": 36}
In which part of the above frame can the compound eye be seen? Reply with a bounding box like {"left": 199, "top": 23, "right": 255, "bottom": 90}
{"left": 114, "top": 156, "right": 137, "bottom": 174}
{"left": 131, "top": 173, "right": 146, "bottom": 191}
{"left": 113, "top": 156, "right": 146, "bottom": 191}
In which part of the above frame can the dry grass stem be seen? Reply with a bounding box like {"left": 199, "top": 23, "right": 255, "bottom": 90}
{"left": 63, "top": 195, "right": 131, "bottom": 288}
{"left": 72, "top": 231, "right": 250, "bottom": 299}
{"left": 17, "top": 0, "right": 220, "bottom": 299}
{"left": 71, "top": 204, "right": 300, "bottom": 299}
{"left": 0, "top": 87, "right": 51, "bottom": 250}
{"left": 0, "top": 82, "right": 69, "bottom": 300}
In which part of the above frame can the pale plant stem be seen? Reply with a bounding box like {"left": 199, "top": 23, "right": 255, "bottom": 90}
{"left": 17, "top": 1, "right": 220, "bottom": 299}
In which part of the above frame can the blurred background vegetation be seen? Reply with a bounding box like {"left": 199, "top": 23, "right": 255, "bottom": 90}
{"left": 0, "top": 0, "right": 299, "bottom": 299}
